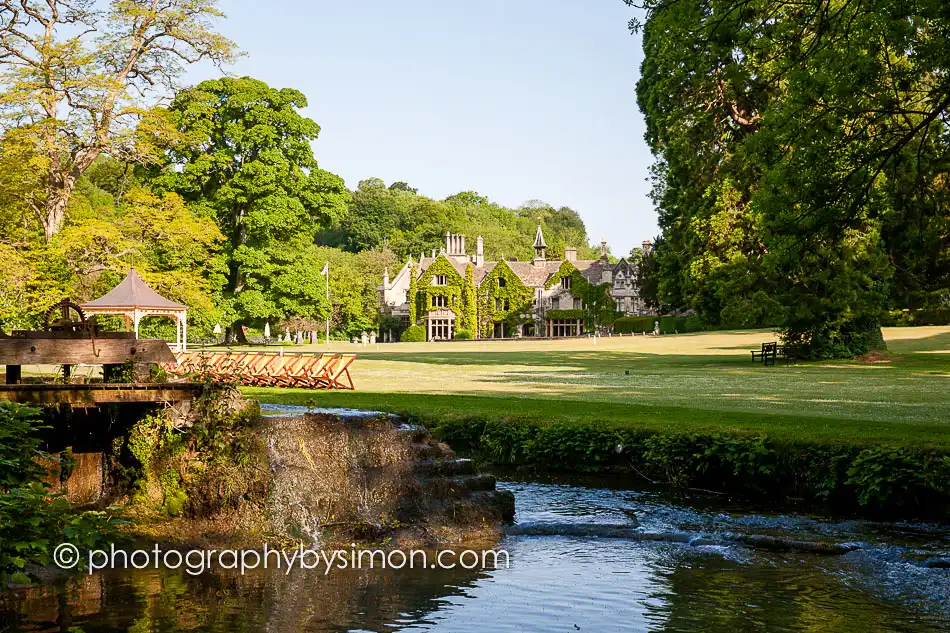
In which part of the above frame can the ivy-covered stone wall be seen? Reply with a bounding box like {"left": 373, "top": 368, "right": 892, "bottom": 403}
{"left": 477, "top": 261, "right": 535, "bottom": 337}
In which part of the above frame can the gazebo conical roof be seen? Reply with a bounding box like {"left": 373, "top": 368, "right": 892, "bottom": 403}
{"left": 83, "top": 269, "right": 185, "bottom": 310}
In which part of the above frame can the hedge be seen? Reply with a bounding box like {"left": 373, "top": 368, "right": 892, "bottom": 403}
{"left": 882, "top": 308, "right": 950, "bottom": 327}
{"left": 659, "top": 315, "right": 703, "bottom": 333}
{"left": 400, "top": 325, "right": 426, "bottom": 342}
{"left": 454, "top": 329, "right": 473, "bottom": 340}
{"left": 615, "top": 316, "right": 656, "bottom": 333}
{"left": 428, "top": 416, "right": 950, "bottom": 517}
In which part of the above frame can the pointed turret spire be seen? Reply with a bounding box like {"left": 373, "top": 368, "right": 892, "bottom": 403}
{"left": 533, "top": 224, "right": 547, "bottom": 262}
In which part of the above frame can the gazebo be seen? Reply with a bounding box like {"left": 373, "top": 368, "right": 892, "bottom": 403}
{"left": 82, "top": 269, "right": 188, "bottom": 352}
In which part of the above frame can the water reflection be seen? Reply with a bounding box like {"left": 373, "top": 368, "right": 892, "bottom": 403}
{"left": 2, "top": 479, "right": 949, "bottom": 632}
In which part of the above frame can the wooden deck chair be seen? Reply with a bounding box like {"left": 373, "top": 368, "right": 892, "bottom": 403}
{"left": 297, "top": 353, "right": 337, "bottom": 389}
{"left": 205, "top": 352, "right": 237, "bottom": 383}
{"left": 221, "top": 352, "right": 254, "bottom": 384}
{"left": 278, "top": 353, "right": 319, "bottom": 388}
{"left": 283, "top": 353, "right": 334, "bottom": 389}
{"left": 242, "top": 352, "right": 280, "bottom": 387}
{"left": 190, "top": 351, "right": 230, "bottom": 381}
{"left": 160, "top": 351, "right": 188, "bottom": 376}
{"left": 259, "top": 352, "right": 294, "bottom": 387}
{"left": 317, "top": 353, "right": 357, "bottom": 390}
{"left": 235, "top": 352, "right": 268, "bottom": 385}
{"left": 272, "top": 354, "right": 311, "bottom": 388}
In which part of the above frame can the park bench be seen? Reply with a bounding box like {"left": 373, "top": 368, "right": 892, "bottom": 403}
{"left": 751, "top": 342, "right": 791, "bottom": 366}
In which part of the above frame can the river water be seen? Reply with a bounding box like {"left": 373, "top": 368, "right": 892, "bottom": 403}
{"left": 2, "top": 475, "right": 949, "bottom": 632}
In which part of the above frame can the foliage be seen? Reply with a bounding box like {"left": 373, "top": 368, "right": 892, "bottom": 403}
{"left": 659, "top": 316, "right": 703, "bottom": 334}
{"left": 407, "top": 264, "right": 419, "bottom": 324}
{"left": 633, "top": 0, "right": 950, "bottom": 358}
{"left": 400, "top": 325, "right": 426, "bottom": 342}
{"left": 882, "top": 308, "right": 950, "bottom": 327}
{"left": 417, "top": 255, "right": 466, "bottom": 325}
{"left": 0, "top": 0, "right": 236, "bottom": 241}
{"left": 463, "top": 265, "right": 478, "bottom": 332}
{"left": 0, "top": 404, "right": 47, "bottom": 490}
{"left": 545, "top": 260, "right": 616, "bottom": 331}
{"left": 149, "top": 77, "right": 349, "bottom": 340}
{"left": 329, "top": 178, "right": 600, "bottom": 262}
{"left": 846, "top": 448, "right": 930, "bottom": 508}
{"left": 454, "top": 329, "right": 473, "bottom": 340}
{"left": 431, "top": 413, "right": 950, "bottom": 514}
{"left": 0, "top": 404, "right": 125, "bottom": 586}
{"left": 477, "top": 260, "right": 534, "bottom": 337}
{"left": 614, "top": 316, "right": 656, "bottom": 334}
{"left": 546, "top": 309, "right": 586, "bottom": 320}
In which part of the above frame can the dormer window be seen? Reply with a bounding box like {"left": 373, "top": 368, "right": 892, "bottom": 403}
{"left": 498, "top": 278, "right": 506, "bottom": 288}
{"left": 433, "top": 275, "right": 447, "bottom": 286}
{"left": 561, "top": 277, "right": 571, "bottom": 290}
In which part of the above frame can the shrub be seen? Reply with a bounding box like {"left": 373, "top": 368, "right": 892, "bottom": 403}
{"left": 400, "top": 325, "right": 426, "bottom": 342}
{"left": 0, "top": 404, "right": 125, "bottom": 587}
{"left": 614, "top": 316, "right": 655, "bottom": 333}
{"left": 428, "top": 414, "right": 950, "bottom": 517}
{"left": 912, "top": 308, "right": 950, "bottom": 326}
{"left": 454, "top": 329, "right": 473, "bottom": 340}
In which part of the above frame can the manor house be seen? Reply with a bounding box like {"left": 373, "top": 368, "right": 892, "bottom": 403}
{"left": 379, "top": 227, "right": 652, "bottom": 341}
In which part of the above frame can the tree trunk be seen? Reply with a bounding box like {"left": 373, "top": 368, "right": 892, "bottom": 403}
{"left": 42, "top": 178, "right": 73, "bottom": 243}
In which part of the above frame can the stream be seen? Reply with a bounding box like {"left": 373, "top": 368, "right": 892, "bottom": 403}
{"left": 2, "top": 438, "right": 949, "bottom": 631}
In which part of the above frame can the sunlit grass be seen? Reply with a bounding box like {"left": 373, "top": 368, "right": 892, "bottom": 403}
{"left": 241, "top": 326, "right": 950, "bottom": 448}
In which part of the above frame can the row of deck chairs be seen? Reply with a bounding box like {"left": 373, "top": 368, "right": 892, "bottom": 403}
{"left": 162, "top": 351, "right": 356, "bottom": 390}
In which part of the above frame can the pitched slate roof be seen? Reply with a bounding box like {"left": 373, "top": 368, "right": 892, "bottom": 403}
{"left": 83, "top": 269, "right": 186, "bottom": 310}
{"left": 506, "top": 260, "right": 563, "bottom": 287}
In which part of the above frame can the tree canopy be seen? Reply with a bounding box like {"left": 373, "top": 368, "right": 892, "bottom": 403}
{"left": 0, "top": 0, "right": 236, "bottom": 242}
{"left": 633, "top": 0, "right": 950, "bottom": 357}
{"left": 149, "top": 76, "right": 349, "bottom": 340}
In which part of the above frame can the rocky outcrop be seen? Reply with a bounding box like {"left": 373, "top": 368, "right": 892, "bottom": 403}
{"left": 263, "top": 414, "right": 514, "bottom": 547}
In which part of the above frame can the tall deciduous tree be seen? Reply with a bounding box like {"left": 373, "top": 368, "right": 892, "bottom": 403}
{"left": 150, "top": 76, "right": 349, "bottom": 340}
{"left": 0, "top": 0, "right": 236, "bottom": 242}
{"left": 632, "top": 0, "right": 950, "bottom": 358}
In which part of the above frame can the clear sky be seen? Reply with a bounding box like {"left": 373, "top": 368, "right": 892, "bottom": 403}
{"left": 193, "top": 0, "right": 654, "bottom": 255}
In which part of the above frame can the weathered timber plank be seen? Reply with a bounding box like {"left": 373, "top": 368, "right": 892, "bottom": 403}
{"left": 0, "top": 383, "right": 202, "bottom": 405}
{"left": 0, "top": 338, "right": 174, "bottom": 365}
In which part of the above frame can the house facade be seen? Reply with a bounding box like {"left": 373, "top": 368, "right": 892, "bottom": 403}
{"left": 378, "top": 228, "right": 653, "bottom": 341}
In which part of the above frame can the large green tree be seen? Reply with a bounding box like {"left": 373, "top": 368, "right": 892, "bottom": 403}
{"left": 632, "top": 0, "right": 950, "bottom": 358}
{"left": 0, "top": 0, "right": 236, "bottom": 242}
{"left": 150, "top": 77, "right": 349, "bottom": 341}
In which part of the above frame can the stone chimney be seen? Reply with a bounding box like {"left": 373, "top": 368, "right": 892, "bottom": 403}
{"left": 476, "top": 236, "right": 484, "bottom": 267}
{"left": 642, "top": 240, "right": 653, "bottom": 257}
{"left": 565, "top": 247, "right": 577, "bottom": 263}
{"left": 600, "top": 239, "right": 608, "bottom": 261}
{"left": 383, "top": 266, "right": 390, "bottom": 288}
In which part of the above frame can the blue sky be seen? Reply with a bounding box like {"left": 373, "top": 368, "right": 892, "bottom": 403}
{"left": 193, "top": 0, "right": 653, "bottom": 255}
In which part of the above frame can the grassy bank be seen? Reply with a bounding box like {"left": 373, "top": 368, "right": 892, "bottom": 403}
{"left": 244, "top": 327, "right": 950, "bottom": 515}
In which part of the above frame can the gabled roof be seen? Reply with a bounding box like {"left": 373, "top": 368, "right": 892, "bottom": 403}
{"left": 83, "top": 269, "right": 186, "bottom": 310}
{"left": 507, "top": 260, "right": 562, "bottom": 287}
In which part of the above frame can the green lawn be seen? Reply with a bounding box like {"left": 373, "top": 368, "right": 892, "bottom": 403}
{"left": 242, "top": 326, "right": 950, "bottom": 449}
